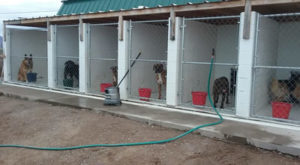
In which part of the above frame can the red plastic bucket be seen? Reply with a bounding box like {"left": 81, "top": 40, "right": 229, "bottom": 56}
{"left": 138, "top": 88, "right": 152, "bottom": 101}
{"left": 100, "top": 83, "right": 113, "bottom": 92}
{"left": 192, "top": 91, "right": 208, "bottom": 106}
{"left": 272, "top": 102, "right": 292, "bottom": 119}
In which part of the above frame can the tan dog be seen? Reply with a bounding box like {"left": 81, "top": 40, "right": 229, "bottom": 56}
{"left": 292, "top": 83, "right": 300, "bottom": 101}
{"left": 153, "top": 64, "right": 166, "bottom": 99}
{"left": 111, "top": 66, "right": 118, "bottom": 86}
{"left": 270, "top": 78, "right": 289, "bottom": 102}
{"left": 18, "top": 54, "right": 32, "bottom": 82}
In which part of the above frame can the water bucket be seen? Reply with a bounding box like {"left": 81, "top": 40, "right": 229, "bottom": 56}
{"left": 63, "top": 78, "right": 73, "bottom": 88}
{"left": 192, "top": 91, "right": 208, "bottom": 106}
{"left": 100, "top": 83, "right": 113, "bottom": 92}
{"left": 138, "top": 88, "right": 152, "bottom": 101}
{"left": 272, "top": 102, "right": 292, "bottom": 119}
{"left": 27, "top": 72, "right": 37, "bottom": 82}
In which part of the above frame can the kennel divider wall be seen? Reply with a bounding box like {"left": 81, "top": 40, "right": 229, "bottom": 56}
{"left": 129, "top": 20, "right": 168, "bottom": 102}
{"left": 88, "top": 23, "right": 118, "bottom": 95}
{"left": 56, "top": 25, "right": 79, "bottom": 90}
{"left": 180, "top": 16, "right": 239, "bottom": 112}
{"left": 252, "top": 13, "right": 300, "bottom": 123}
{"left": 9, "top": 28, "right": 48, "bottom": 87}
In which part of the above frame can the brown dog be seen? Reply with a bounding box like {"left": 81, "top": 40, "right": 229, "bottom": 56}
{"left": 153, "top": 64, "right": 166, "bottom": 99}
{"left": 270, "top": 78, "right": 289, "bottom": 102}
{"left": 111, "top": 66, "right": 118, "bottom": 86}
{"left": 18, "top": 54, "right": 32, "bottom": 82}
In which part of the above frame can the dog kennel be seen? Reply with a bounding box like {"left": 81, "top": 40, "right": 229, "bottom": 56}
{"left": 179, "top": 16, "right": 240, "bottom": 114}
{"left": 9, "top": 26, "right": 48, "bottom": 87}
{"left": 252, "top": 13, "right": 300, "bottom": 123}
{"left": 87, "top": 23, "right": 118, "bottom": 95}
{"left": 128, "top": 20, "right": 168, "bottom": 103}
{"left": 55, "top": 25, "right": 79, "bottom": 91}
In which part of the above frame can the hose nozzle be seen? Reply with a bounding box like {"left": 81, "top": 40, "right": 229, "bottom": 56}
{"left": 211, "top": 48, "right": 215, "bottom": 59}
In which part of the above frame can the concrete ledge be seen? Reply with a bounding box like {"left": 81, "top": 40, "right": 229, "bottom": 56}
{"left": 0, "top": 84, "right": 300, "bottom": 157}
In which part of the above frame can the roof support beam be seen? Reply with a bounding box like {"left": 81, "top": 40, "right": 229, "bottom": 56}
{"left": 170, "top": 8, "right": 176, "bottom": 41}
{"left": 243, "top": 0, "right": 252, "bottom": 39}
{"left": 79, "top": 17, "right": 83, "bottom": 41}
{"left": 47, "top": 20, "right": 51, "bottom": 41}
{"left": 118, "top": 15, "right": 124, "bottom": 41}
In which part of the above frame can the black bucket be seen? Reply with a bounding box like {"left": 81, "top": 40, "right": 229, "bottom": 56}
{"left": 27, "top": 72, "right": 37, "bottom": 82}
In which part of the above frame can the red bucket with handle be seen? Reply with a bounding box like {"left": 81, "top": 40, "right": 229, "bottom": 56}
{"left": 192, "top": 91, "right": 208, "bottom": 106}
{"left": 139, "top": 88, "right": 152, "bottom": 101}
{"left": 272, "top": 102, "right": 292, "bottom": 119}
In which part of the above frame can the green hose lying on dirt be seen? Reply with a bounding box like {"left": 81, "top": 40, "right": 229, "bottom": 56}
{"left": 0, "top": 56, "right": 223, "bottom": 151}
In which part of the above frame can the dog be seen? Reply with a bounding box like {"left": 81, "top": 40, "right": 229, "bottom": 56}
{"left": 270, "top": 78, "right": 290, "bottom": 102}
{"left": 111, "top": 66, "right": 118, "bottom": 86}
{"left": 213, "top": 77, "right": 229, "bottom": 109}
{"left": 153, "top": 64, "right": 166, "bottom": 99}
{"left": 64, "top": 60, "right": 79, "bottom": 80}
{"left": 271, "top": 71, "right": 300, "bottom": 103}
{"left": 18, "top": 54, "right": 31, "bottom": 82}
{"left": 28, "top": 54, "right": 33, "bottom": 73}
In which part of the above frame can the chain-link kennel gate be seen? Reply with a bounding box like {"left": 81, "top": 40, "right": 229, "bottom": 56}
{"left": 180, "top": 16, "right": 240, "bottom": 114}
{"left": 128, "top": 20, "right": 168, "bottom": 103}
{"left": 9, "top": 27, "right": 48, "bottom": 87}
{"left": 252, "top": 13, "right": 300, "bottom": 123}
{"left": 56, "top": 25, "right": 79, "bottom": 91}
{"left": 87, "top": 23, "right": 118, "bottom": 95}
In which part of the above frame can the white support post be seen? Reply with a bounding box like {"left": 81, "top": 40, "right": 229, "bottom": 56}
{"left": 166, "top": 17, "right": 183, "bottom": 106}
{"left": 118, "top": 21, "right": 130, "bottom": 100}
{"left": 79, "top": 23, "right": 89, "bottom": 93}
{"left": 3, "top": 27, "right": 11, "bottom": 82}
{"left": 236, "top": 12, "right": 258, "bottom": 118}
{"left": 48, "top": 25, "right": 57, "bottom": 88}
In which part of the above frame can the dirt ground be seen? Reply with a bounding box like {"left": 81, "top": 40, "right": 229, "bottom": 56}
{"left": 0, "top": 96, "right": 299, "bottom": 165}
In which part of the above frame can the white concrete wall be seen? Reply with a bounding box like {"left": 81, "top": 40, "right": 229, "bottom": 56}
{"left": 88, "top": 24, "right": 118, "bottom": 94}
{"left": 56, "top": 26, "right": 79, "bottom": 88}
{"left": 253, "top": 15, "right": 279, "bottom": 113}
{"left": 3, "top": 29, "right": 11, "bottom": 82}
{"left": 130, "top": 22, "right": 168, "bottom": 99}
{"left": 9, "top": 29, "right": 48, "bottom": 84}
{"left": 166, "top": 17, "right": 183, "bottom": 106}
{"left": 48, "top": 25, "right": 56, "bottom": 88}
{"left": 118, "top": 21, "right": 130, "bottom": 100}
{"left": 236, "top": 12, "right": 258, "bottom": 118}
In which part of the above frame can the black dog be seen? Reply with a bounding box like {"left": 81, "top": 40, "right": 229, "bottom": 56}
{"left": 64, "top": 60, "right": 79, "bottom": 80}
{"left": 213, "top": 77, "right": 229, "bottom": 109}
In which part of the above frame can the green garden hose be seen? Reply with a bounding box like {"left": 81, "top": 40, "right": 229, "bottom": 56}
{"left": 0, "top": 56, "right": 223, "bottom": 151}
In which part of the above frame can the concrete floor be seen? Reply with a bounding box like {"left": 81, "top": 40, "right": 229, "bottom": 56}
{"left": 1, "top": 83, "right": 300, "bottom": 156}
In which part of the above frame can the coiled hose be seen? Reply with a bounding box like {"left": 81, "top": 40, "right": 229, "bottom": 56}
{"left": 0, "top": 57, "right": 223, "bottom": 151}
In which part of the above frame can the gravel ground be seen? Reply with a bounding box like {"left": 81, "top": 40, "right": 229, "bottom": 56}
{"left": 0, "top": 96, "right": 299, "bottom": 165}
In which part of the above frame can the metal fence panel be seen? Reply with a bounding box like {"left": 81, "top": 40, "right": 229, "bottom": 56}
{"left": 128, "top": 20, "right": 168, "bottom": 103}
{"left": 180, "top": 16, "right": 240, "bottom": 113}
{"left": 56, "top": 25, "right": 79, "bottom": 91}
{"left": 87, "top": 23, "right": 118, "bottom": 95}
{"left": 252, "top": 13, "right": 300, "bottom": 123}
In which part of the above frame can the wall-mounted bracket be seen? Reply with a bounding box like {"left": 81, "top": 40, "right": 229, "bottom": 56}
{"left": 170, "top": 8, "right": 176, "bottom": 41}
{"left": 243, "top": 0, "right": 252, "bottom": 39}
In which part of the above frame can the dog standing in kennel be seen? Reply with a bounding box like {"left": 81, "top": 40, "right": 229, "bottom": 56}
{"left": 153, "top": 63, "right": 166, "bottom": 99}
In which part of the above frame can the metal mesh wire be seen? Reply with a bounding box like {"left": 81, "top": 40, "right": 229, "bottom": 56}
{"left": 128, "top": 20, "right": 168, "bottom": 103}
{"left": 9, "top": 29, "right": 48, "bottom": 87}
{"left": 56, "top": 25, "right": 79, "bottom": 90}
{"left": 180, "top": 16, "right": 240, "bottom": 113}
{"left": 87, "top": 24, "right": 118, "bottom": 95}
{"left": 252, "top": 13, "right": 300, "bottom": 123}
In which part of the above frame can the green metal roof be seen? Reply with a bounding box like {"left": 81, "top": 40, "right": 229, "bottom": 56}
{"left": 57, "top": 0, "right": 225, "bottom": 16}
